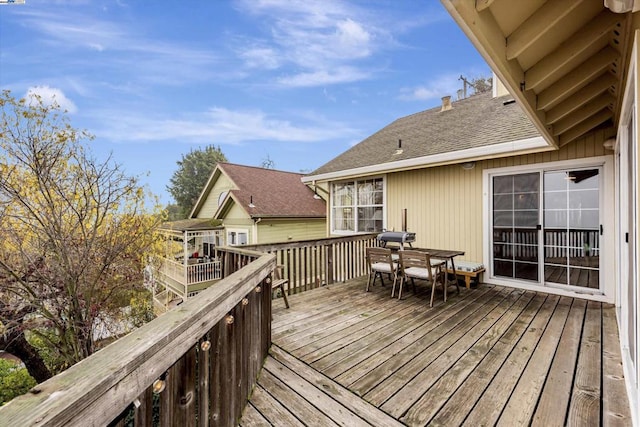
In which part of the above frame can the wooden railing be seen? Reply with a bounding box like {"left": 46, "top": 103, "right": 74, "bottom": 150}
{"left": 186, "top": 260, "right": 222, "bottom": 284}
{"left": 494, "top": 228, "right": 600, "bottom": 260}
{"left": 0, "top": 247, "right": 272, "bottom": 427}
{"left": 244, "top": 233, "right": 379, "bottom": 296}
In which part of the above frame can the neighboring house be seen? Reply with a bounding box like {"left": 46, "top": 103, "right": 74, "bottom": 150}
{"left": 152, "top": 218, "right": 224, "bottom": 312}
{"left": 305, "top": 1, "right": 640, "bottom": 421}
{"left": 152, "top": 163, "right": 326, "bottom": 312}
{"left": 190, "top": 162, "right": 326, "bottom": 245}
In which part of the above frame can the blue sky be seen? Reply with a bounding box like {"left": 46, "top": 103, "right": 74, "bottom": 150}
{"left": 0, "top": 0, "right": 489, "bottom": 204}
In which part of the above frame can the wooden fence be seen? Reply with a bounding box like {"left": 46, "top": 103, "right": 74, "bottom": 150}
{"left": 0, "top": 247, "right": 272, "bottom": 427}
{"left": 244, "top": 233, "right": 379, "bottom": 296}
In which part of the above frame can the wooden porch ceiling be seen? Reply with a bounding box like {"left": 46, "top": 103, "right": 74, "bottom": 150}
{"left": 240, "top": 277, "right": 631, "bottom": 426}
{"left": 442, "top": 0, "right": 632, "bottom": 148}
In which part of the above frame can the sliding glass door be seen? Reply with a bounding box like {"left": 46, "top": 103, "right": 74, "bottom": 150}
{"left": 492, "top": 173, "right": 540, "bottom": 281}
{"left": 543, "top": 169, "right": 600, "bottom": 289}
{"left": 491, "top": 166, "right": 602, "bottom": 291}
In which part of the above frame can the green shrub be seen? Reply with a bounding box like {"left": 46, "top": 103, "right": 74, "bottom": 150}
{"left": 0, "top": 358, "right": 37, "bottom": 406}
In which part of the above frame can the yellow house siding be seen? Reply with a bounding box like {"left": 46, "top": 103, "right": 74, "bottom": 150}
{"left": 257, "top": 219, "right": 326, "bottom": 244}
{"left": 385, "top": 130, "right": 610, "bottom": 264}
{"left": 195, "top": 173, "right": 235, "bottom": 219}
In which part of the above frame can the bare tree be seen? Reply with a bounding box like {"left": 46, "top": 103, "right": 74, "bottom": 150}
{"left": 0, "top": 90, "right": 163, "bottom": 377}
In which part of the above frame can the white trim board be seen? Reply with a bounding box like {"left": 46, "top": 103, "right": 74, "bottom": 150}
{"left": 303, "top": 136, "right": 549, "bottom": 183}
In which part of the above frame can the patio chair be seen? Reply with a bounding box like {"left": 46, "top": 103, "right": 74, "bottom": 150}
{"left": 398, "top": 250, "right": 446, "bottom": 306}
{"left": 366, "top": 247, "right": 398, "bottom": 293}
{"left": 272, "top": 265, "right": 290, "bottom": 309}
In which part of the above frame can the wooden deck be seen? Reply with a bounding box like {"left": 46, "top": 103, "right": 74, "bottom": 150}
{"left": 240, "top": 277, "right": 632, "bottom": 426}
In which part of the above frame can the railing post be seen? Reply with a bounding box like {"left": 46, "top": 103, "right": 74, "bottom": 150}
{"left": 326, "top": 245, "right": 334, "bottom": 285}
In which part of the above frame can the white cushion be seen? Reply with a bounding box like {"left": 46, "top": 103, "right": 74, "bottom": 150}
{"left": 404, "top": 266, "right": 440, "bottom": 280}
{"left": 449, "top": 260, "right": 484, "bottom": 272}
{"left": 371, "top": 262, "right": 397, "bottom": 273}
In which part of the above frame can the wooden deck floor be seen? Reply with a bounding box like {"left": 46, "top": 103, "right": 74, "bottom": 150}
{"left": 240, "top": 277, "right": 632, "bottom": 426}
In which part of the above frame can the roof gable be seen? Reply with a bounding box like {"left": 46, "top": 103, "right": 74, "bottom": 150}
{"left": 308, "top": 92, "right": 540, "bottom": 177}
{"left": 192, "top": 163, "right": 326, "bottom": 219}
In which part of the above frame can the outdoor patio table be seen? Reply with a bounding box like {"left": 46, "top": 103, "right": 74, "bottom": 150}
{"left": 414, "top": 248, "right": 465, "bottom": 301}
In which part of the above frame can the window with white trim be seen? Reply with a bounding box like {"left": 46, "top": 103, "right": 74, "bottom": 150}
{"left": 331, "top": 177, "right": 384, "bottom": 233}
{"left": 227, "top": 229, "right": 248, "bottom": 246}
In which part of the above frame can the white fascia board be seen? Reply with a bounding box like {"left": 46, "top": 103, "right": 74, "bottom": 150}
{"left": 302, "top": 136, "right": 549, "bottom": 183}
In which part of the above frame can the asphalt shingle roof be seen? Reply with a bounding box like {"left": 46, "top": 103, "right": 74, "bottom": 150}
{"left": 158, "top": 218, "right": 221, "bottom": 232}
{"left": 309, "top": 92, "right": 539, "bottom": 176}
{"left": 218, "top": 163, "right": 326, "bottom": 218}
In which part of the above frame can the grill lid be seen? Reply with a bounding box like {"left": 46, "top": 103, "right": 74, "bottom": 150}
{"left": 376, "top": 231, "right": 416, "bottom": 243}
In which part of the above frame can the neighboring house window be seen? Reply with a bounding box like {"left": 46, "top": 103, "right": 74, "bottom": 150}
{"left": 332, "top": 177, "right": 384, "bottom": 234}
{"left": 218, "top": 191, "right": 228, "bottom": 207}
{"left": 227, "top": 229, "right": 248, "bottom": 246}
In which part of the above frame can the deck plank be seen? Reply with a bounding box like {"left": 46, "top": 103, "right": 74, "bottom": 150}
{"left": 295, "top": 296, "right": 427, "bottom": 361}
{"left": 366, "top": 287, "right": 518, "bottom": 408}
{"left": 567, "top": 300, "right": 602, "bottom": 425}
{"left": 257, "top": 368, "right": 338, "bottom": 426}
{"left": 352, "top": 287, "right": 512, "bottom": 398}
{"left": 381, "top": 290, "right": 534, "bottom": 419}
{"left": 241, "top": 278, "right": 632, "bottom": 427}
{"left": 241, "top": 388, "right": 303, "bottom": 427}
{"left": 275, "top": 295, "right": 394, "bottom": 350}
{"left": 464, "top": 295, "right": 569, "bottom": 425}
{"left": 330, "top": 286, "right": 495, "bottom": 382}
{"left": 602, "top": 304, "right": 633, "bottom": 426}
{"left": 270, "top": 345, "right": 403, "bottom": 427}
{"left": 313, "top": 295, "right": 455, "bottom": 372}
{"left": 530, "top": 299, "right": 587, "bottom": 427}
{"left": 238, "top": 403, "right": 271, "bottom": 427}
{"left": 403, "top": 292, "right": 546, "bottom": 426}
{"left": 433, "top": 294, "right": 560, "bottom": 426}
{"left": 263, "top": 357, "right": 371, "bottom": 427}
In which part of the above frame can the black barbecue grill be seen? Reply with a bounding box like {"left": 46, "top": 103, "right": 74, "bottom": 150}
{"left": 376, "top": 231, "right": 416, "bottom": 248}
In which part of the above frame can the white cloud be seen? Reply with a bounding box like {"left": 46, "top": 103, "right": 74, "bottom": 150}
{"left": 13, "top": 9, "right": 219, "bottom": 87}
{"left": 240, "top": 47, "right": 281, "bottom": 70}
{"left": 235, "top": 0, "right": 386, "bottom": 87}
{"left": 398, "top": 73, "right": 464, "bottom": 102}
{"left": 278, "top": 67, "right": 370, "bottom": 87}
{"left": 91, "top": 106, "right": 358, "bottom": 145}
{"left": 335, "top": 19, "right": 371, "bottom": 58}
{"left": 25, "top": 86, "right": 78, "bottom": 113}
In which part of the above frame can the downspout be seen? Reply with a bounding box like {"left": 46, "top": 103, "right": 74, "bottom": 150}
{"left": 253, "top": 218, "right": 262, "bottom": 244}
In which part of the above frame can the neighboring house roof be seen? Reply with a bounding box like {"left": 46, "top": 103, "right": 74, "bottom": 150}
{"left": 158, "top": 218, "right": 222, "bottom": 232}
{"left": 193, "top": 163, "right": 326, "bottom": 219}
{"left": 305, "top": 92, "right": 545, "bottom": 181}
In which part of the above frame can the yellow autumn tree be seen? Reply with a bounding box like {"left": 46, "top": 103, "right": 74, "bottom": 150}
{"left": 0, "top": 90, "right": 164, "bottom": 380}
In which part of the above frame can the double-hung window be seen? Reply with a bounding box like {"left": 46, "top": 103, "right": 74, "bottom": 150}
{"left": 332, "top": 177, "right": 384, "bottom": 234}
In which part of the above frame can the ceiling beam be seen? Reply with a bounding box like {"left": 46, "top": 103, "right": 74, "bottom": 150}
{"left": 525, "top": 11, "right": 621, "bottom": 91}
{"left": 506, "top": 0, "right": 586, "bottom": 61}
{"left": 537, "top": 46, "right": 619, "bottom": 110}
{"left": 475, "top": 0, "right": 495, "bottom": 12}
{"left": 545, "top": 73, "right": 617, "bottom": 124}
{"left": 558, "top": 108, "right": 613, "bottom": 146}
{"left": 552, "top": 93, "right": 614, "bottom": 135}
{"left": 441, "top": 0, "right": 558, "bottom": 148}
